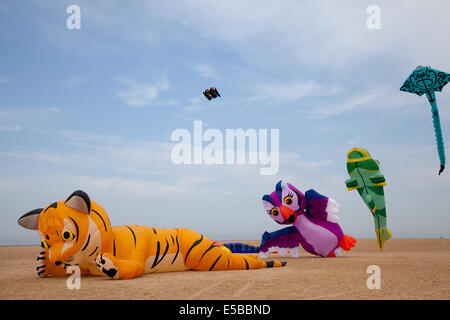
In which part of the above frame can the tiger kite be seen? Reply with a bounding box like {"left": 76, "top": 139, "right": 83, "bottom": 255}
{"left": 17, "top": 190, "right": 286, "bottom": 280}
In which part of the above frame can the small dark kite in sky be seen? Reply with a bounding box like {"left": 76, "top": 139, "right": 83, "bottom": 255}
{"left": 203, "top": 87, "right": 221, "bottom": 101}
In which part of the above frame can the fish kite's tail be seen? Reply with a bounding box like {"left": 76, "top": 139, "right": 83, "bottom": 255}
{"left": 375, "top": 227, "right": 392, "bottom": 250}
{"left": 222, "top": 242, "right": 260, "bottom": 253}
{"left": 374, "top": 215, "right": 392, "bottom": 250}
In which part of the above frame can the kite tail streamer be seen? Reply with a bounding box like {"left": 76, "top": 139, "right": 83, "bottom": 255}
{"left": 428, "top": 92, "right": 446, "bottom": 174}
{"left": 222, "top": 242, "right": 260, "bottom": 253}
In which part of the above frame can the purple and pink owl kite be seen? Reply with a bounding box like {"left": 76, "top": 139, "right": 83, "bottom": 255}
{"left": 259, "top": 181, "right": 356, "bottom": 258}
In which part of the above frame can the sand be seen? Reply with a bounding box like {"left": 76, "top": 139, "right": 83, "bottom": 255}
{"left": 0, "top": 239, "right": 449, "bottom": 300}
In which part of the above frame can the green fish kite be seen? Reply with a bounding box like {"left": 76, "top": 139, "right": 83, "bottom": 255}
{"left": 345, "top": 147, "right": 392, "bottom": 250}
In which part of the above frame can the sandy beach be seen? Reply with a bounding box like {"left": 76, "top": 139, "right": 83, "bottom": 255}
{"left": 0, "top": 239, "right": 449, "bottom": 300}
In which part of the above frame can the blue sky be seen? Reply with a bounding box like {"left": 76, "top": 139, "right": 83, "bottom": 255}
{"left": 1, "top": 0, "right": 450, "bottom": 245}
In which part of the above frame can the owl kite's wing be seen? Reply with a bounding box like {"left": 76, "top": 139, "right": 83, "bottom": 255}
{"left": 305, "top": 189, "right": 340, "bottom": 223}
{"left": 259, "top": 226, "right": 300, "bottom": 255}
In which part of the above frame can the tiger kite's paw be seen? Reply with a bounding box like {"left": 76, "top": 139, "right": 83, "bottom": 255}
{"left": 95, "top": 253, "right": 119, "bottom": 279}
{"left": 35, "top": 250, "right": 69, "bottom": 277}
{"left": 36, "top": 251, "right": 49, "bottom": 278}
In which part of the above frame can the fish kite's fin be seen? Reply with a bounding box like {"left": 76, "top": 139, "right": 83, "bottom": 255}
{"left": 345, "top": 177, "right": 358, "bottom": 191}
{"left": 369, "top": 173, "right": 387, "bottom": 186}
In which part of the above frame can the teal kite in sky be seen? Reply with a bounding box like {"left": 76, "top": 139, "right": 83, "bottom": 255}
{"left": 400, "top": 66, "right": 450, "bottom": 175}
{"left": 345, "top": 148, "right": 391, "bottom": 250}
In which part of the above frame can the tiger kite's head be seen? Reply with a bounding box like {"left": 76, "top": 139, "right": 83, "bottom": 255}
{"left": 18, "top": 190, "right": 112, "bottom": 265}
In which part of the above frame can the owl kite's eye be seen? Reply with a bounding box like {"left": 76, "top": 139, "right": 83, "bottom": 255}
{"left": 270, "top": 208, "right": 279, "bottom": 216}
{"left": 62, "top": 230, "right": 75, "bottom": 242}
{"left": 284, "top": 196, "right": 293, "bottom": 205}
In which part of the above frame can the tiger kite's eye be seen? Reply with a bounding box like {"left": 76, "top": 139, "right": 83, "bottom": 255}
{"left": 62, "top": 231, "right": 75, "bottom": 242}
{"left": 284, "top": 196, "right": 293, "bottom": 205}
{"left": 270, "top": 208, "right": 279, "bottom": 216}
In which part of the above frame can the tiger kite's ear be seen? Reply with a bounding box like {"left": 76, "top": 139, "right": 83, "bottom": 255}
{"left": 18, "top": 208, "right": 43, "bottom": 230}
{"left": 64, "top": 190, "right": 91, "bottom": 214}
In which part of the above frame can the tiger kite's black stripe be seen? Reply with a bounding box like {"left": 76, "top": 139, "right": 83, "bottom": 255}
{"left": 152, "top": 228, "right": 157, "bottom": 234}
{"left": 113, "top": 240, "right": 116, "bottom": 256}
{"left": 171, "top": 235, "right": 180, "bottom": 265}
{"left": 126, "top": 226, "right": 137, "bottom": 249}
{"left": 184, "top": 234, "right": 204, "bottom": 264}
{"left": 151, "top": 239, "right": 170, "bottom": 269}
{"left": 200, "top": 242, "right": 217, "bottom": 261}
{"left": 81, "top": 234, "right": 91, "bottom": 251}
{"left": 92, "top": 209, "right": 107, "bottom": 231}
{"left": 152, "top": 241, "right": 161, "bottom": 268}
{"left": 243, "top": 257, "right": 249, "bottom": 270}
{"left": 68, "top": 216, "right": 79, "bottom": 243}
{"left": 89, "top": 246, "right": 98, "bottom": 257}
{"left": 209, "top": 255, "right": 222, "bottom": 271}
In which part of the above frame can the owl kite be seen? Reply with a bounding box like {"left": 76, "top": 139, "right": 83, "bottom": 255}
{"left": 225, "top": 181, "right": 356, "bottom": 258}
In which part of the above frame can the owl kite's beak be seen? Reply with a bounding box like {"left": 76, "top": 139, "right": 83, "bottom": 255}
{"left": 280, "top": 205, "right": 297, "bottom": 224}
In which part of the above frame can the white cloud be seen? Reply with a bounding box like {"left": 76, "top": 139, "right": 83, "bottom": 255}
{"left": 116, "top": 76, "right": 171, "bottom": 107}
{"left": 0, "top": 107, "right": 66, "bottom": 131}
{"left": 60, "top": 76, "right": 87, "bottom": 88}
{"left": 248, "top": 80, "right": 343, "bottom": 102}
{"left": 295, "top": 84, "right": 415, "bottom": 119}
{"left": 0, "top": 107, "right": 64, "bottom": 121}
{"left": 190, "top": 63, "right": 219, "bottom": 79}
{"left": 0, "top": 124, "right": 21, "bottom": 131}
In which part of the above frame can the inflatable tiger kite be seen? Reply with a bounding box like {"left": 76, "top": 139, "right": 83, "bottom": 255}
{"left": 17, "top": 190, "right": 285, "bottom": 279}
